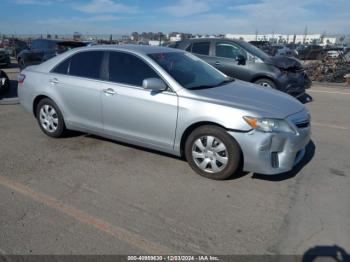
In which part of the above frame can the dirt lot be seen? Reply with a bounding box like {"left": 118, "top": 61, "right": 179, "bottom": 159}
{"left": 0, "top": 66, "right": 349, "bottom": 256}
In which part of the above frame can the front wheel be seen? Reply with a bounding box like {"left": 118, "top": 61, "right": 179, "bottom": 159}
{"left": 36, "top": 98, "right": 66, "bottom": 138}
{"left": 184, "top": 125, "right": 241, "bottom": 180}
{"left": 254, "top": 78, "right": 276, "bottom": 89}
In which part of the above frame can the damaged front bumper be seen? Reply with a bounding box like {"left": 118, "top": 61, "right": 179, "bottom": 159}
{"left": 230, "top": 109, "right": 311, "bottom": 175}
{"left": 276, "top": 70, "right": 312, "bottom": 97}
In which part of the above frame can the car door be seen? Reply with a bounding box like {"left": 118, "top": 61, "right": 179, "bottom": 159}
{"left": 212, "top": 40, "right": 251, "bottom": 80}
{"left": 100, "top": 51, "right": 178, "bottom": 152}
{"left": 50, "top": 50, "right": 104, "bottom": 132}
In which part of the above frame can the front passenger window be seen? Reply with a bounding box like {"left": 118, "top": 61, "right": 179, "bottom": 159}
{"left": 216, "top": 42, "right": 246, "bottom": 59}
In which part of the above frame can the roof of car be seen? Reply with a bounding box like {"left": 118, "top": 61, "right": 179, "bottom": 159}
{"left": 187, "top": 37, "right": 241, "bottom": 42}
{"left": 79, "top": 44, "right": 181, "bottom": 55}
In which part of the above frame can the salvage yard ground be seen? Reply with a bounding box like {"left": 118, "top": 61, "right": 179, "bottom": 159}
{"left": 0, "top": 64, "right": 349, "bottom": 255}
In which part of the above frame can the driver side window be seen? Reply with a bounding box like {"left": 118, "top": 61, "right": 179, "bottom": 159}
{"left": 215, "top": 42, "right": 246, "bottom": 59}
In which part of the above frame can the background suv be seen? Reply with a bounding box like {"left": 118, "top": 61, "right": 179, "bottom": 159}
{"left": 173, "top": 38, "right": 311, "bottom": 98}
{"left": 0, "top": 48, "right": 11, "bottom": 68}
{"left": 17, "top": 39, "right": 87, "bottom": 69}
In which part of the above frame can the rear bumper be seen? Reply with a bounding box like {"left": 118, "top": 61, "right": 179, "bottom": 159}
{"left": 229, "top": 110, "right": 311, "bottom": 175}
{"left": 0, "top": 57, "right": 10, "bottom": 65}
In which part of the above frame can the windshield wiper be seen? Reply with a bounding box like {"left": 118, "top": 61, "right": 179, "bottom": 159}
{"left": 190, "top": 77, "right": 235, "bottom": 90}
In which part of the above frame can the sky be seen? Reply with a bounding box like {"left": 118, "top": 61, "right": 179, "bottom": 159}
{"left": 0, "top": 0, "right": 349, "bottom": 35}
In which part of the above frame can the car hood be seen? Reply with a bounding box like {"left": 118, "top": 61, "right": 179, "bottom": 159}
{"left": 179, "top": 80, "right": 305, "bottom": 119}
{"left": 263, "top": 56, "right": 303, "bottom": 71}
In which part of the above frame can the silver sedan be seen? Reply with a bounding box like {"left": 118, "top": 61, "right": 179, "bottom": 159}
{"left": 18, "top": 45, "right": 311, "bottom": 180}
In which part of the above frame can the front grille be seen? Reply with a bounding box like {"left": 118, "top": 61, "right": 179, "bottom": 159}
{"left": 296, "top": 121, "right": 310, "bottom": 128}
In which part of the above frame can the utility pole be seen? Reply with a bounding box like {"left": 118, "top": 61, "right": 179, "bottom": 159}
{"left": 303, "top": 26, "right": 308, "bottom": 44}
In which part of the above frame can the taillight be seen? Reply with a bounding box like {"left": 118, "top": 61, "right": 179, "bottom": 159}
{"left": 18, "top": 74, "right": 26, "bottom": 84}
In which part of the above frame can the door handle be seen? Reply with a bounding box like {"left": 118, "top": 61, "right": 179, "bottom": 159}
{"left": 103, "top": 88, "right": 116, "bottom": 95}
{"left": 214, "top": 61, "right": 221, "bottom": 66}
{"left": 50, "top": 78, "right": 59, "bottom": 84}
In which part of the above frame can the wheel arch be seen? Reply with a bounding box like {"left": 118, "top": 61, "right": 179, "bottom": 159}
{"left": 251, "top": 75, "right": 276, "bottom": 86}
{"left": 179, "top": 121, "right": 243, "bottom": 159}
{"left": 179, "top": 121, "right": 245, "bottom": 173}
{"left": 33, "top": 95, "right": 51, "bottom": 117}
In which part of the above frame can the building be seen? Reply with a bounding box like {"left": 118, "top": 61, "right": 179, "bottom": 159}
{"left": 225, "top": 33, "right": 337, "bottom": 45}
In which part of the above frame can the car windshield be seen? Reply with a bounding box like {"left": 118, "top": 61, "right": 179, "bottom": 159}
{"left": 238, "top": 41, "right": 270, "bottom": 60}
{"left": 148, "top": 52, "right": 232, "bottom": 89}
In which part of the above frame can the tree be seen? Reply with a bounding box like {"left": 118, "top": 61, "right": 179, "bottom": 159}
{"left": 303, "top": 26, "right": 308, "bottom": 44}
{"left": 131, "top": 32, "right": 139, "bottom": 41}
{"left": 73, "top": 32, "right": 82, "bottom": 41}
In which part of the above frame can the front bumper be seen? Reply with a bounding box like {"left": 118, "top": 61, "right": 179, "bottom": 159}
{"left": 230, "top": 110, "right": 311, "bottom": 175}
{"left": 276, "top": 71, "right": 312, "bottom": 97}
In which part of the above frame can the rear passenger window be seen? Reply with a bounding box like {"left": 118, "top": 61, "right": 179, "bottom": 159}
{"left": 108, "top": 52, "right": 158, "bottom": 86}
{"left": 191, "top": 42, "right": 210, "bottom": 55}
{"left": 52, "top": 58, "right": 70, "bottom": 75}
{"left": 69, "top": 51, "right": 104, "bottom": 79}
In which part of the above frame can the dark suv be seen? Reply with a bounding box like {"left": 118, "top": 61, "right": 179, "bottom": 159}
{"left": 173, "top": 38, "right": 311, "bottom": 98}
{"left": 17, "top": 39, "right": 87, "bottom": 69}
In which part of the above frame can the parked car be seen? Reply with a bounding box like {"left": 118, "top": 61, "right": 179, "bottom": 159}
{"left": 249, "top": 40, "right": 271, "bottom": 54}
{"left": 0, "top": 70, "right": 10, "bottom": 94}
{"left": 0, "top": 48, "right": 11, "bottom": 67}
{"left": 296, "top": 44, "right": 324, "bottom": 60}
{"left": 18, "top": 45, "right": 311, "bottom": 180}
{"left": 173, "top": 38, "right": 311, "bottom": 98}
{"left": 6, "top": 38, "right": 29, "bottom": 57}
{"left": 326, "top": 50, "right": 342, "bottom": 59}
{"left": 17, "top": 39, "right": 87, "bottom": 69}
{"left": 270, "top": 45, "right": 298, "bottom": 57}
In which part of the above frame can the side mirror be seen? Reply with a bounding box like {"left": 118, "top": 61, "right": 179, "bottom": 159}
{"left": 142, "top": 78, "right": 167, "bottom": 91}
{"left": 235, "top": 54, "right": 246, "bottom": 65}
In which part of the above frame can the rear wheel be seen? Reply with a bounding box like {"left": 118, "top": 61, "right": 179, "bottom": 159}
{"left": 254, "top": 78, "right": 276, "bottom": 89}
{"left": 18, "top": 59, "right": 26, "bottom": 70}
{"left": 36, "top": 98, "right": 66, "bottom": 138}
{"left": 184, "top": 125, "right": 241, "bottom": 180}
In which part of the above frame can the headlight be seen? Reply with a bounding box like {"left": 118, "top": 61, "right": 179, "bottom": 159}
{"left": 243, "top": 116, "right": 296, "bottom": 134}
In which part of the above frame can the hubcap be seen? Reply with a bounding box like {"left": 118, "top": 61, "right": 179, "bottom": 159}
{"left": 260, "top": 82, "right": 272, "bottom": 88}
{"left": 39, "top": 105, "right": 58, "bottom": 133}
{"left": 192, "top": 136, "right": 228, "bottom": 173}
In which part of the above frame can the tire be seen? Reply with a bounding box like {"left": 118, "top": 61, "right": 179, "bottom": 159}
{"left": 0, "top": 71, "right": 10, "bottom": 95}
{"left": 18, "top": 59, "right": 25, "bottom": 70}
{"left": 254, "top": 78, "right": 276, "bottom": 89}
{"left": 0, "top": 78, "right": 10, "bottom": 94}
{"left": 184, "top": 125, "right": 241, "bottom": 180}
{"left": 36, "top": 98, "right": 66, "bottom": 138}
